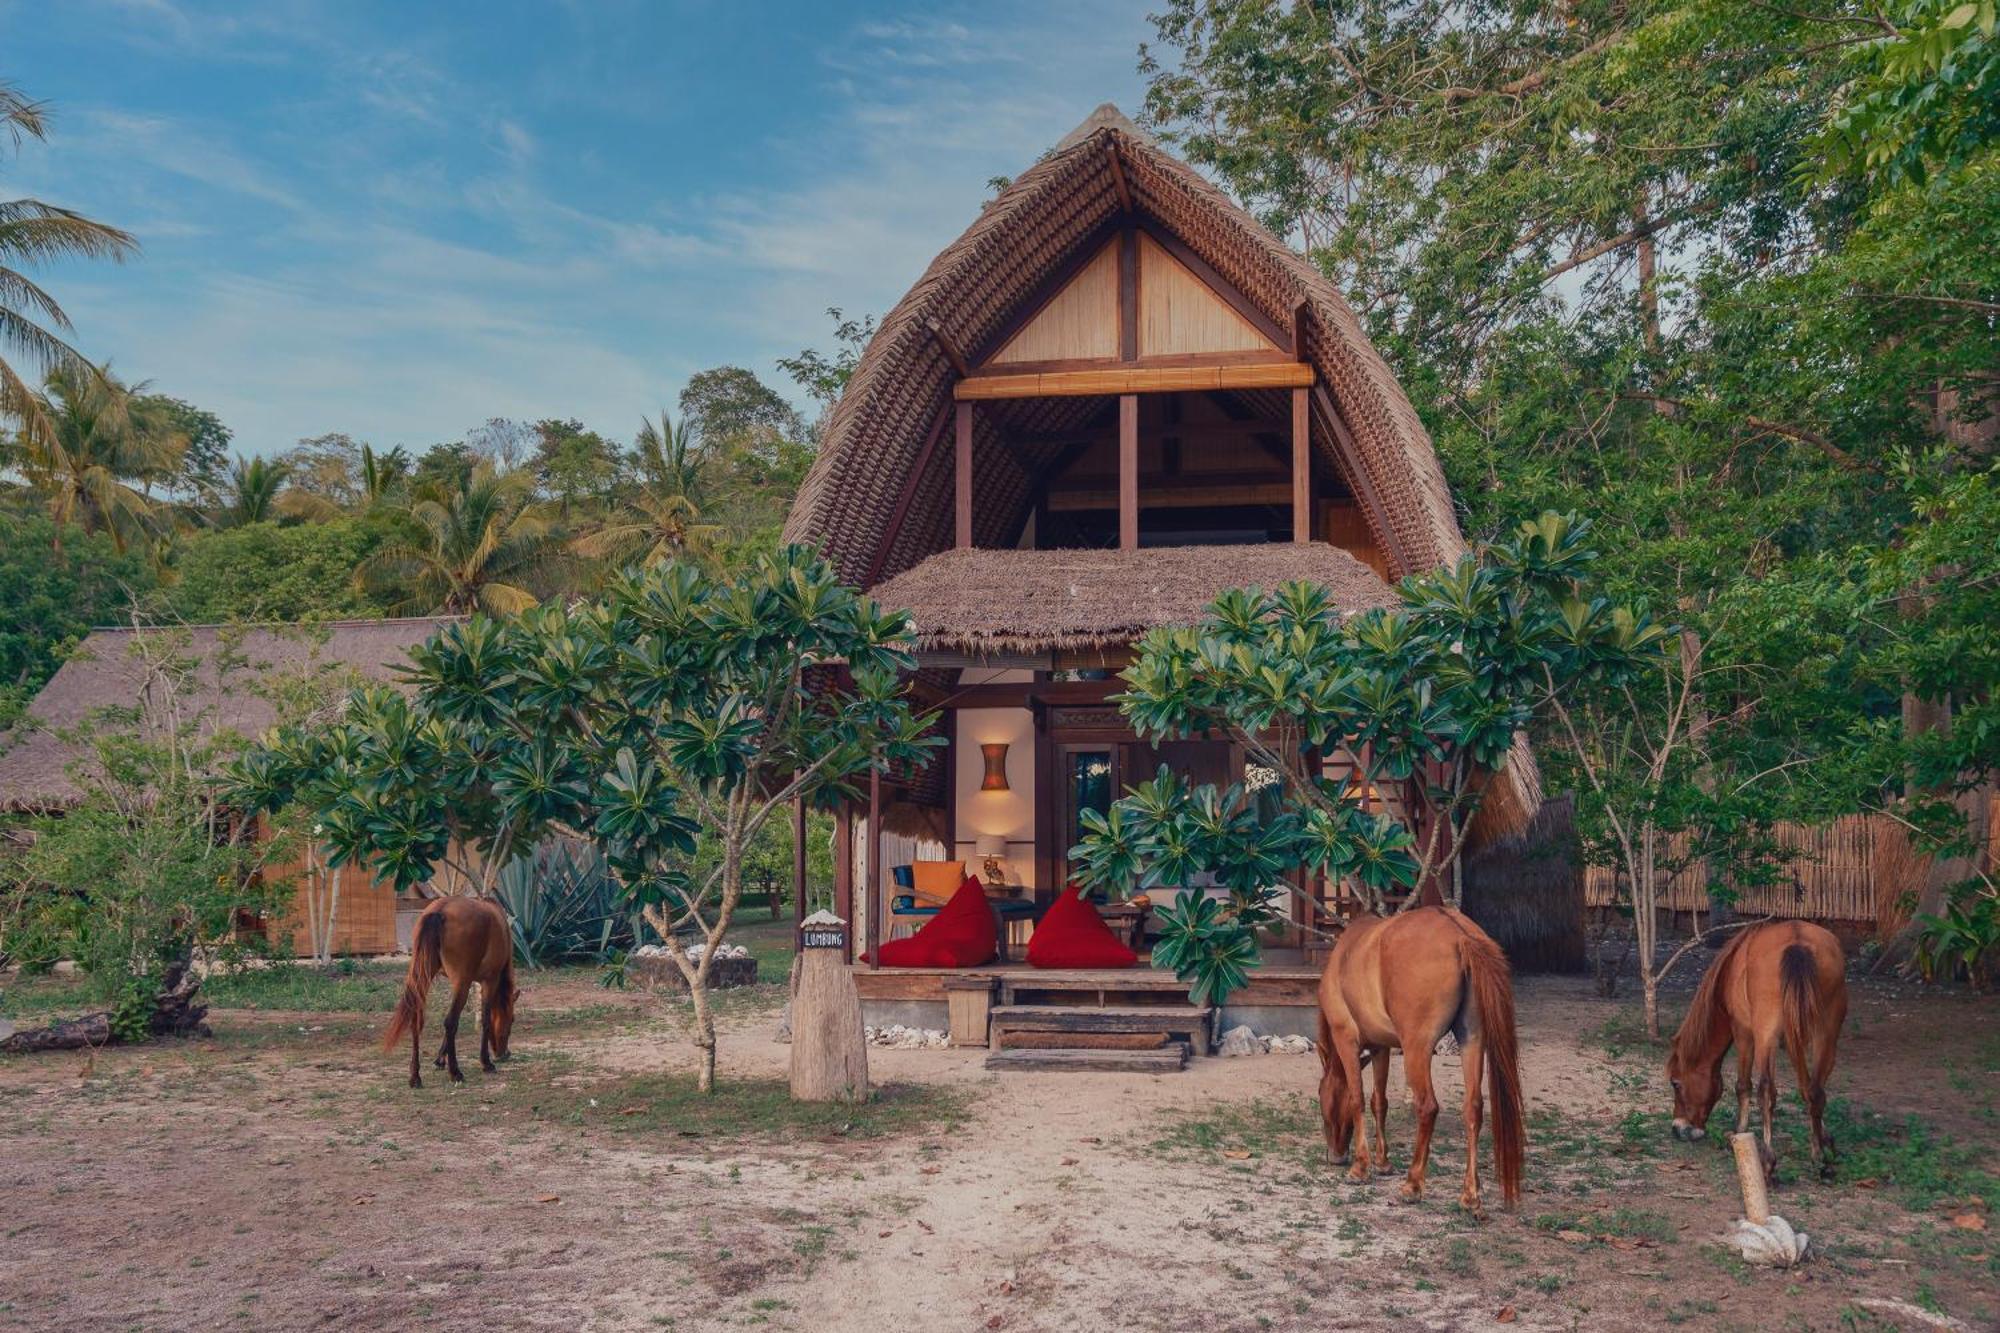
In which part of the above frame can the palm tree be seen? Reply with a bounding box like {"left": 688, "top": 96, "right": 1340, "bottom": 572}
{"left": 359, "top": 443, "right": 411, "bottom": 509}
{"left": 19, "top": 362, "right": 186, "bottom": 554}
{"left": 0, "top": 84, "right": 139, "bottom": 451}
{"left": 219, "top": 455, "right": 292, "bottom": 526}
{"left": 356, "top": 464, "right": 550, "bottom": 614}
{"left": 573, "top": 408, "right": 722, "bottom": 567}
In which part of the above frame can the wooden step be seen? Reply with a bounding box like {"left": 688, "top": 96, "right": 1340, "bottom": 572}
{"left": 983, "top": 1045, "right": 1189, "bottom": 1073}
{"left": 992, "top": 1030, "right": 1172, "bottom": 1052}
{"left": 988, "top": 1004, "right": 1214, "bottom": 1053}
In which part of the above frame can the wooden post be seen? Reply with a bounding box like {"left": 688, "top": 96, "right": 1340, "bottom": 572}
{"left": 834, "top": 803, "right": 854, "bottom": 964}
{"left": 866, "top": 766, "right": 883, "bottom": 969}
{"left": 1291, "top": 385, "right": 1311, "bottom": 543}
{"left": 1119, "top": 393, "right": 1138, "bottom": 550}
{"left": 791, "top": 912, "right": 869, "bottom": 1102}
{"left": 791, "top": 796, "right": 808, "bottom": 928}
{"left": 955, "top": 401, "right": 973, "bottom": 549}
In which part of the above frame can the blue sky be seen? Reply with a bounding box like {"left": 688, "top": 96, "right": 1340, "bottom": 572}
{"left": 2, "top": 0, "right": 1155, "bottom": 454}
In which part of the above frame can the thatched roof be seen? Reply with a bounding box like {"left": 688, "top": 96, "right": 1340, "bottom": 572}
{"left": 782, "top": 103, "right": 1463, "bottom": 588}
{"left": 0, "top": 618, "right": 454, "bottom": 813}
{"left": 872, "top": 544, "right": 1398, "bottom": 657}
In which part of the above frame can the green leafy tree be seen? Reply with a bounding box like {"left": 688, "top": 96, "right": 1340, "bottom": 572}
{"left": 165, "top": 517, "right": 393, "bottom": 624}
{"left": 217, "top": 455, "right": 292, "bottom": 526}
{"left": 228, "top": 548, "right": 937, "bottom": 1091}
{"left": 1072, "top": 514, "right": 1662, "bottom": 1006}
{"left": 142, "top": 395, "right": 231, "bottom": 497}
{"left": 572, "top": 408, "right": 722, "bottom": 568}
{"left": 779, "top": 307, "right": 875, "bottom": 433}
{"left": 530, "top": 417, "right": 625, "bottom": 514}
{"left": 0, "top": 82, "right": 137, "bottom": 456}
{"left": 356, "top": 464, "right": 551, "bottom": 614}
{"left": 15, "top": 363, "right": 186, "bottom": 555}
{"left": 0, "top": 509, "right": 151, "bottom": 725}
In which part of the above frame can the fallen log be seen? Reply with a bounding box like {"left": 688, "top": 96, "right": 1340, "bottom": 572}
{"left": 0, "top": 958, "right": 210, "bottom": 1055}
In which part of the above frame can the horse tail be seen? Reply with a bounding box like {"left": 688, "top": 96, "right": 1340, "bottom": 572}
{"left": 1464, "top": 931, "right": 1525, "bottom": 1209}
{"left": 1316, "top": 1003, "right": 1350, "bottom": 1155}
{"left": 383, "top": 908, "right": 444, "bottom": 1052}
{"left": 1779, "top": 940, "right": 1819, "bottom": 1101}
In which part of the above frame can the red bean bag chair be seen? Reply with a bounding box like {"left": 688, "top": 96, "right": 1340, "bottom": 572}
{"left": 869, "top": 876, "right": 997, "bottom": 967}
{"left": 1027, "top": 885, "right": 1137, "bottom": 969}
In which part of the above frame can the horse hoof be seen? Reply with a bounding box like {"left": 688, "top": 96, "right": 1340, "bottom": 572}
{"left": 409, "top": 1076, "right": 422, "bottom": 1089}
{"left": 1458, "top": 1195, "right": 1485, "bottom": 1219}
{"left": 1330, "top": 1152, "right": 1351, "bottom": 1168}
{"left": 481, "top": 1061, "right": 498, "bottom": 1075}
{"left": 1345, "top": 1165, "right": 1370, "bottom": 1184}
{"left": 1397, "top": 1183, "right": 1423, "bottom": 1204}
{"left": 449, "top": 1070, "right": 465, "bottom": 1084}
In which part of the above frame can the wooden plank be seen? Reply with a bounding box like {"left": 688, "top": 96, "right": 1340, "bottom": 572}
{"left": 791, "top": 797, "right": 807, "bottom": 928}
{"left": 972, "top": 217, "right": 1124, "bottom": 365}
{"left": 1119, "top": 393, "right": 1138, "bottom": 550}
{"left": 989, "top": 241, "right": 1120, "bottom": 365}
{"left": 956, "top": 362, "right": 1314, "bottom": 400}
{"left": 834, "top": 803, "right": 854, "bottom": 964}
{"left": 1292, "top": 386, "right": 1310, "bottom": 543}
{"left": 1119, "top": 228, "right": 1138, "bottom": 362}
{"left": 1135, "top": 221, "right": 1292, "bottom": 349}
{"left": 928, "top": 319, "right": 971, "bottom": 378}
{"left": 1138, "top": 231, "right": 1276, "bottom": 357}
{"left": 866, "top": 767, "right": 883, "bottom": 967}
{"left": 983, "top": 1046, "right": 1187, "bottom": 1073}
{"left": 1310, "top": 383, "right": 1413, "bottom": 577}
{"left": 1105, "top": 142, "right": 1133, "bottom": 213}
{"left": 954, "top": 401, "right": 973, "bottom": 549}
{"left": 990, "top": 1004, "right": 1211, "bottom": 1031}
{"left": 994, "top": 1031, "right": 1171, "bottom": 1051}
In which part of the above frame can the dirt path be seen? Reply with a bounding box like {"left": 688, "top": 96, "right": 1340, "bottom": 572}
{"left": 1, "top": 972, "right": 1994, "bottom": 1332}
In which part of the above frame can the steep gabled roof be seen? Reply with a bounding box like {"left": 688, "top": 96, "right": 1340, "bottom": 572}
{"left": 782, "top": 103, "right": 1464, "bottom": 589}
{"left": 0, "top": 618, "right": 454, "bottom": 812}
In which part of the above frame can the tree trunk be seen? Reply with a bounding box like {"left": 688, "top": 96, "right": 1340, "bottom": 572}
{"left": 790, "top": 919, "right": 869, "bottom": 1102}
{"left": 0, "top": 959, "right": 209, "bottom": 1054}
{"left": 689, "top": 977, "right": 718, "bottom": 1094}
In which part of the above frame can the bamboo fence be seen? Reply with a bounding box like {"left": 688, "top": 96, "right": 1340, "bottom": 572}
{"left": 1582, "top": 814, "right": 1916, "bottom": 925}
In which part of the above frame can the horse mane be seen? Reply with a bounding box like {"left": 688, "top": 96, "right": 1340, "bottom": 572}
{"left": 1673, "top": 925, "right": 1758, "bottom": 1056}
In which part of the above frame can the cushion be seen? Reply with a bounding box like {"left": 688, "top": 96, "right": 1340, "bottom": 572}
{"left": 909, "top": 859, "right": 967, "bottom": 905}
{"left": 1026, "top": 886, "right": 1137, "bottom": 969}
{"left": 870, "top": 876, "right": 997, "bottom": 967}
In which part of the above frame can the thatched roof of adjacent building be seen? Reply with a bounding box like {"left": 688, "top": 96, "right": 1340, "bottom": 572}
{"left": 0, "top": 618, "right": 453, "bottom": 813}
{"left": 782, "top": 103, "right": 1463, "bottom": 588}
{"left": 873, "top": 544, "right": 1398, "bottom": 657}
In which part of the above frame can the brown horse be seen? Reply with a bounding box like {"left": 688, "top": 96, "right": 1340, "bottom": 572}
{"left": 1316, "top": 907, "right": 1525, "bottom": 1214}
{"left": 383, "top": 897, "right": 519, "bottom": 1088}
{"left": 1666, "top": 921, "right": 1847, "bottom": 1180}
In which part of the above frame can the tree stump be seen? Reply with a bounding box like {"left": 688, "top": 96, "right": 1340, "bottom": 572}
{"left": 0, "top": 957, "right": 209, "bottom": 1054}
{"left": 789, "top": 912, "right": 868, "bottom": 1102}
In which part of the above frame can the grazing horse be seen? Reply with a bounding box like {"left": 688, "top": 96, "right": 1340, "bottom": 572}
{"left": 1316, "top": 908, "right": 1525, "bottom": 1214}
{"left": 383, "top": 897, "right": 519, "bottom": 1088}
{"left": 1666, "top": 921, "right": 1847, "bottom": 1180}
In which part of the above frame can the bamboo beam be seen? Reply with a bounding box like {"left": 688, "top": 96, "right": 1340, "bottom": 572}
{"left": 955, "top": 361, "right": 1314, "bottom": 401}
{"left": 1119, "top": 228, "right": 1138, "bottom": 362}
{"left": 1292, "top": 386, "right": 1310, "bottom": 543}
{"left": 954, "top": 401, "right": 973, "bottom": 549}
{"left": 1119, "top": 394, "right": 1138, "bottom": 550}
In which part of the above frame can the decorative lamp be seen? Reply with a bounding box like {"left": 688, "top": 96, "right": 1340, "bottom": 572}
{"left": 975, "top": 834, "right": 1008, "bottom": 885}
{"left": 979, "top": 742, "right": 1010, "bottom": 791}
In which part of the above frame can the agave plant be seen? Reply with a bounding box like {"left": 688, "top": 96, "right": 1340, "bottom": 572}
{"left": 493, "top": 838, "right": 640, "bottom": 968}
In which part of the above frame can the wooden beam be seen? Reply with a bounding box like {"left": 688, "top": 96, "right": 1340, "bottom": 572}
{"left": 1105, "top": 143, "right": 1133, "bottom": 213}
{"left": 1012, "top": 416, "right": 1290, "bottom": 450}
{"left": 954, "top": 401, "right": 973, "bottom": 549}
{"left": 864, "top": 402, "right": 953, "bottom": 586}
{"left": 1119, "top": 228, "right": 1138, "bottom": 362}
{"left": 955, "top": 361, "right": 1314, "bottom": 401}
{"left": 791, "top": 797, "right": 808, "bottom": 928}
{"left": 1292, "top": 386, "right": 1310, "bottom": 543}
{"left": 866, "top": 767, "right": 884, "bottom": 969}
{"left": 1119, "top": 393, "right": 1138, "bottom": 550}
{"left": 1309, "top": 383, "right": 1414, "bottom": 576}
{"left": 928, "top": 319, "right": 971, "bottom": 379}
{"left": 834, "top": 803, "right": 854, "bottom": 963}
{"left": 1291, "top": 300, "right": 1310, "bottom": 361}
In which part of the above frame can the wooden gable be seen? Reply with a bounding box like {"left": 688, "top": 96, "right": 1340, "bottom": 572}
{"left": 988, "top": 240, "right": 1120, "bottom": 365}
{"left": 983, "top": 229, "right": 1284, "bottom": 371}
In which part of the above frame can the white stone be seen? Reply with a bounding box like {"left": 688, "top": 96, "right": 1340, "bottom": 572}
{"left": 1217, "top": 1025, "right": 1262, "bottom": 1057}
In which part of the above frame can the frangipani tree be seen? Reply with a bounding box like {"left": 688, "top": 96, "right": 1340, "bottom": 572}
{"left": 229, "top": 547, "right": 937, "bottom": 1091}
{"left": 1071, "top": 513, "right": 1665, "bottom": 1006}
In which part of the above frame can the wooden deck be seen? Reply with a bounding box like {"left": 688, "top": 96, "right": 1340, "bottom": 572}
{"left": 850, "top": 960, "right": 1322, "bottom": 1008}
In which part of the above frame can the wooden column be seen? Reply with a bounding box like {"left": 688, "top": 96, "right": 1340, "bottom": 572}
{"left": 1291, "top": 386, "right": 1311, "bottom": 543}
{"left": 866, "top": 765, "right": 884, "bottom": 969}
{"left": 1119, "top": 393, "right": 1138, "bottom": 550}
{"left": 833, "top": 803, "right": 854, "bottom": 963}
{"left": 791, "top": 796, "right": 808, "bottom": 928}
{"left": 955, "top": 402, "right": 973, "bottom": 549}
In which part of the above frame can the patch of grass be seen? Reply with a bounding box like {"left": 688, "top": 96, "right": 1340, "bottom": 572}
{"left": 1794, "top": 1098, "right": 1999, "bottom": 1211}
{"left": 0, "top": 970, "right": 95, "bottom": 1018}
{"left": 1586, "top": 1009, "right": 1657, "bottom": 1061}
{"left": 201, "top": 960, "right": 411, "bottom": 1012}
{"left": 1532, "top": 1207, "right": 1677, "bottom": 1245}
{"left": 1145, "top": 1093, "right": 1328, "bottom": 1173}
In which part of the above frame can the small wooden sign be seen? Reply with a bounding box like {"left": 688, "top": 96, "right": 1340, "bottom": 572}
{"left": 801, "top": 926, "right": 847, "bottom": 950}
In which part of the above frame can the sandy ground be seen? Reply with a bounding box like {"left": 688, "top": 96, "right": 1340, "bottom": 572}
{"left": 1, "top": 963, "right": 1995, "bottom": 1333}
